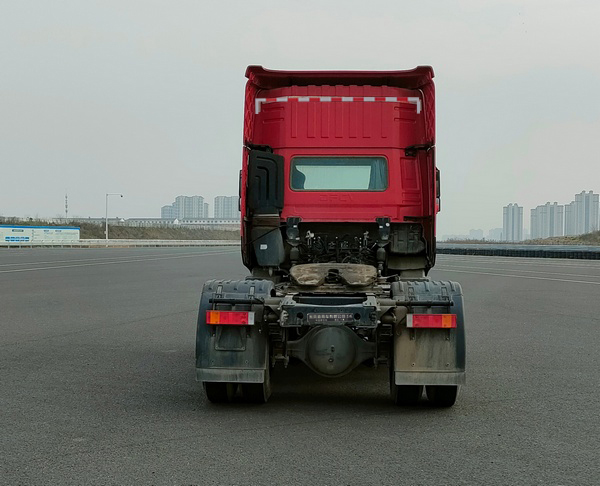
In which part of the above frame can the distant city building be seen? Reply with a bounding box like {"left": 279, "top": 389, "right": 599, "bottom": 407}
{"left": 530, "top": 202, "right": 564, "bottom": 239}
{"left": 161, "top": 196, "right": 209, "bottom": 220}
{"left": 503, "top": 203, "right": 523, "bottom": 242}
{"left": 161, "top": 205, "right": 175, "bottom": 219}
{"left": 577, "top": 191, "right": 599, "bottom": 234}
{"left": 214, "top": 196, "right": 240, "bottom": 219}
{"left": 564, "top": 191, "right": 599, "bottom": 236}
{"left": 468, "top": 229, "right": 484, "bottom": 240}
{"left": 488, "top": 228, "right": 503, "bottom": 241}
{"left": 564, "top": 201, "right": 577, "bottom": 236}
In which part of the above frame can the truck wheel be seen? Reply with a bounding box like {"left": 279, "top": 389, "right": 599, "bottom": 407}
{"left": 426, "top": 385, "right": 459, "bottom": 407}
{"left": 389, "top": 350, "right": 422, "bottom": 405}
{"left": 391, "top": 384, "right": 423, "bottom": 406}
{"left": 242, "top": 364, "right": 271, "bottom": 404}
{"left": 390, "top": 364, "right": 423, "bottom": 405}
{"left": 203, "top": 382, "right": 237, "bottom": 403}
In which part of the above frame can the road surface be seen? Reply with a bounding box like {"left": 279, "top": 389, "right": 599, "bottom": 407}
{"left": 1, "top": 248, "right": 598, "bottom": 485}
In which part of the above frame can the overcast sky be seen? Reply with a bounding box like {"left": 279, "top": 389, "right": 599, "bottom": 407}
{"left": 1, "top": 0, "right": 599, "bottom": 236}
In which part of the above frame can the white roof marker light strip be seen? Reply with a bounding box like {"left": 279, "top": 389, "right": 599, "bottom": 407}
{"left": 255, "top": 96, "right": 422, "bottom": 114}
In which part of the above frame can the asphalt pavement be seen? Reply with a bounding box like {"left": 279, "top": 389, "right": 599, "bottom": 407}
{"left": 1, "top": 248, "right": 599, "bottom": 485}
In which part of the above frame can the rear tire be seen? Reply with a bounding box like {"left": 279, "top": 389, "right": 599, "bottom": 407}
{"left": 389, "top": 354, "right": 422, "bottom": 405}
{"left": 203, "top": 382, "right": 237, "bottom": 403}
{"left": 391, "top": 384, "right": 424, "bottom": 406}
{"left": 426, "top": 385, "right": 459, "bottom": 408}
{"left": 242, "top": 362, "right": 271, "bottom": 404}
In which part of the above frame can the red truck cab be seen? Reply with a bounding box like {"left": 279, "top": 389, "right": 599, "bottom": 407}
{"left": 240, "top": 66, "right": 439, "bottom": 277}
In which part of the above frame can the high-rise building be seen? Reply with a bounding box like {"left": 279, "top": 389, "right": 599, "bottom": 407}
{"left": 575, "top": 191, "right": 599, "bottom": 234}
{"left": 503, "top": 203, "right": 523, "bottom": 242}
{"left": 530, "top": 202, "right": 564, "bottom": 239}
{"left": 161, "top": 205, "right": 175, "bottom": 219}
{"left": 564, "top": 201, "right": 576, "bottom": 236}
{"left": 161, "top": 196, "right": 209, "bottom": 220}
{"left": 176, "top": 195, "right": 206, "bottom": 219}
{"left": 214, "top": 196, "right": 240, "bottom": 219}
{"left": 564, "top": 191, "right": 599, "bottom": 235}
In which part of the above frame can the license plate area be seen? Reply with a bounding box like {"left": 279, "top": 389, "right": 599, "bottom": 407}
{"left": 307, "top": 312, "right": 356, "bottom": 324}
{"left": 280, "top": 293, "right": 379, "bottom": 328}
{"left": 281, "top": 304, "right": 377, "bottom": 328}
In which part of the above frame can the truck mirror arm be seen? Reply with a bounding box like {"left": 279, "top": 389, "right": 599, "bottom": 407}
{"left": 404, "top": 143, "right": 433, "bottom": 157}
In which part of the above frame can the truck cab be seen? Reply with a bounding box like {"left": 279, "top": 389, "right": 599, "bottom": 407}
{"left": 241, "top": 66, "right": 438, "bottom": 279}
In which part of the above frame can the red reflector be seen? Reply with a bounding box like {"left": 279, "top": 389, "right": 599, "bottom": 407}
{"left": 406, "top": 314, "right": 456, "bottom": 329}
{"left": 206, "top": 310, "right": 254, "bottom": 325}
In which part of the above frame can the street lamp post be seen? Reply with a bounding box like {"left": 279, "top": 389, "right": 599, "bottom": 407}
{"left": 105, "top": 193, "right": 123, "bottom": 241}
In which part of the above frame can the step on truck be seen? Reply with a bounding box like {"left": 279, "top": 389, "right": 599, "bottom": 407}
{"left": 196, "top": 66, "right": 466, "bottom": 407}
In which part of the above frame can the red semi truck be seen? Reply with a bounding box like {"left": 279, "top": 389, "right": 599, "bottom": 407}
{"left": 196, "top": 66, "right": 465, "bottom": 407}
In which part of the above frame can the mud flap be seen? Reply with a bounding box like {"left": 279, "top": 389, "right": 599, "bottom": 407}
{"left": 196, "top": 279, "right": 273, "bottom": 384}
{"left": 392, "top": 280, "right": 466, "bottom": 386}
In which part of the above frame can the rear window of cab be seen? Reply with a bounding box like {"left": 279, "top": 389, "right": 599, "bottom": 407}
{"left": 290, "top": 156, "right": 388, "bottom": 191}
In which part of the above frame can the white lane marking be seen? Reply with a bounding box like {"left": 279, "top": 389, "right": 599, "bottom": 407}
{"left": 436, "top": 255, "right": 600, "bottom": 269}
{"left": 437, "top": 260, "right": 600, "bottom": 271}
{"left": 0, "top": 250, "right": 235, "bottom": 268}
{"left": 434, "top": 267, "right": 600, "bottom": 286}
{"left": 436, "top": 264, "right": 600, "bottom": 279}
{"left": 437, "top": 258, "right": 600, "bottom": 269}
{"left": 440, "top": 252, "right": 600, "bottom": 262}
{"left": 0, "top": 250, "right": 239, "bottom": 274}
